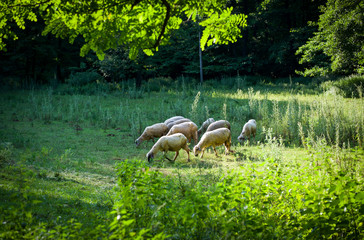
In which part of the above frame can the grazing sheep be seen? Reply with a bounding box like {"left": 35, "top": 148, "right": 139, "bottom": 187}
{"left": 164, "top": 116, "right": 185, "bottom": 125}
{"left": 238, "top": 119, "right": 257, "bottom": 142}
{"left": 193, "top": 128, "right": 232, "bottom": 158}
{"left": 166, "top": 118, "right": 191, "bottom": 130}
{"left": 146, "top": 133, "right": 190, "bottom": 162}
{"left": 206, "top": 120, "right": 231, "bottom": 132}
{"left": 167, "top": 121, "right": 198, "bottom": 144}
{"left": 135, "top": 123, "right": 169, "bottom": 147}
{"left": 197, "top": 118, "right": 215, "bottom": 137}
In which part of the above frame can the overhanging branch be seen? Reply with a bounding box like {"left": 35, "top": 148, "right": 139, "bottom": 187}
{"left": 153, "top": 0, "right": 171, "bottom": 49}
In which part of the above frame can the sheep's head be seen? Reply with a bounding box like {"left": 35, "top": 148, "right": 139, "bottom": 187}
{"left": 135, "top": 139, "right": 141, "bottom": 147}
{"left": 146, "top": 152, "right": 154, "bottom": 162}
{"left": 238, "top": 134, "right": 245, "bottom": 142}
{"left": 193, "top": 146, "right": 201, "bottom": 156}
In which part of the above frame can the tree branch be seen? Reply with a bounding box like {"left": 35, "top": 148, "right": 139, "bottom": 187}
{"left": 153, "top": 0, "right": 171, "bottom": 49}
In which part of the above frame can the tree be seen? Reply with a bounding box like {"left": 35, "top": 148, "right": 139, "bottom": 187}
{"left": 0, "top": 19, "right": 84, "bottom": 87}
{"left": 0, "top": 0, "right": 247, "bottom": 60}
{"left": 296, "top": 0, "right": 364, "bottom": 77}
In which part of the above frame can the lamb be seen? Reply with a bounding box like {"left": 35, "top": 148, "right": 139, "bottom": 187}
{"left": 167, "top": 121, "right": 198, "bottom": 144}
{"left": 238, "top": 119, "right": 257, "bottom": 142}
{"left": 206, "top": 120, "right": 231, "bottom": 132}
{"left": 135, "top": 123, "right": 169, "bottom": 147}
{"left": 197, "top": 118, "right": 215, "bottom": 137}
{"left": 164, "top": 116, "right": 185, "bottom": 125}
{"left": 146, "top": 133, "right": 190, "bottom": 162}
{"left": 193, "top": 128, "right": 232, "bottom": 158}
{"left": 166, "top": 118, "right": 191, "bottom": 130}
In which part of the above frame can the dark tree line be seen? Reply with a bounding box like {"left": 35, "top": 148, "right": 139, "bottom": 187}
{"left": 1, "top": 0, "right": 362, "bottom": 88}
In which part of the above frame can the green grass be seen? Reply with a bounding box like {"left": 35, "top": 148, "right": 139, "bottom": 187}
{"left": 0, "top": 82, "right": 363, "bottom": 239}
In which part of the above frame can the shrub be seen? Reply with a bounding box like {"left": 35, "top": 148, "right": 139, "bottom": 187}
{"left": 66, "top": 70, "right": 102, "bottom": 87}
{"left": 0, "top": 142, "right": 13, "bottom": 166}
{"left": 321, "top": 75, "right": 364, "bottom": 98}
{"left": 111, "top": 155, "right": 364, "bottom": 239}
{"left": 145, "top": 77, "right": 174, "bottom": 92}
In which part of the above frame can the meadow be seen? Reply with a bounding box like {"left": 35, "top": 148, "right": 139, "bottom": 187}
{"left": 0, "top": 78, "right": 363, "bottom": 239}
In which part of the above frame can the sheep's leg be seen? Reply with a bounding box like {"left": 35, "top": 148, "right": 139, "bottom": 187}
{"left": 213, "top": 146, "right": 219, "bottom": 157}
{"left": 172, "top": 151, "right": 179, "bottom": 162}
{"left": 200, "top": 149, "right": 205, "bottom": 158}
{"left": 225, "top": 143, "right": 234, "bottom": 154}
{"left": 224, "top": 144, "right": 229, "bottom": 155}
{"left": 186, "top": 150, "right": 190, "bottom": 162}
{"left": 164, "top": 152, "right": 173, "bottom": 162}
{"left": 183, "top": 145, "right": 190, "bottom": 162}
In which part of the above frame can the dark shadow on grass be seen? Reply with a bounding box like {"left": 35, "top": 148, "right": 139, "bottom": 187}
{"left": 0, "top": 186, "right": 112, "bottom": 228}
{"left": 233, "top": 151, "right": 265, "bottom": 162}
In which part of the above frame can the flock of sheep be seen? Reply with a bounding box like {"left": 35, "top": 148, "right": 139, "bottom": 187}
{"left": 135, "top": 116, "right": 257, "bottom": 162}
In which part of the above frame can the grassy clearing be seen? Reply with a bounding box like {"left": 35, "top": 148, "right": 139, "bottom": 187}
{"left": 0, "top": 82, "right": 363, "bottom": 239}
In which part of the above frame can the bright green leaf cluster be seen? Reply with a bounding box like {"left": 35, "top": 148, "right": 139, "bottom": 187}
{"left": 0, "top": 0, "right": 247, "bottom": 59}
{"left": 199, "top": 7, "right": 247, "bottom": 51}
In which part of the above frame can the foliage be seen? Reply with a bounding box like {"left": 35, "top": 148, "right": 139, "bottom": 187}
{"left": 111, "top": 145, "right": 364, "bottom": 239}
{"left": 0, "top": 0, "right": 246, "bottom": 60}
{"left": 2, "top": 0, "right": 363, "bottom": 88}
{"left": 296, "top": 0, "right": 364, "bottom": 76}
{"left": 66, "top": 70, "right": 102, "bottom": 87}
{"left": 321, "top": 74, "right": 364, "bottom": 98}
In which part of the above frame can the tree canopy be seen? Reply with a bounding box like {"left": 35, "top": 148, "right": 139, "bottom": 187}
{"left": 296, "top": 0, "right": 364, "bottom": 76}
{"left": 0, "top": 0, "right": 247, "bottom": 59}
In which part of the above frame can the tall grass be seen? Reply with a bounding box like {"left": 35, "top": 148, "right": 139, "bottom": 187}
{"left": 231, "top": 87, "right": 363, "bottom": 147}
{"left": 4, "top": 81, "right": 362, "bottom": 149}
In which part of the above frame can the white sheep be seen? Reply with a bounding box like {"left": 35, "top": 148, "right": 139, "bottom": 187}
{"left": 135, "top": 123, "right": 169, "bottom": 147}
{"left": 146, "top": 133, "right": 191, "bottom": 162}
{"left": 197, "top": 118, "right": 215, "bottom": 137}
{"left": 167, "top": 121, "right": 198, "bottom": 144}
{"left": 193, "top": 128, "right": 232, "bottom": 158}
{"left": 166, "top": 118, "right": 191, "bottom": 129}
{"left": 238, "top": 119, "right": 257, "bottom": 142}
{"left": 206, "top": 120, "right": 231, "bottom": 132}
{"left": 164, "top": 116, "right": 185, "bottom": 125}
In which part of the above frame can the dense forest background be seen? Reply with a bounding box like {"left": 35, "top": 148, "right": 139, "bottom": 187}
{"left": 0, "top": 0, "right": 363, "bottom": 89}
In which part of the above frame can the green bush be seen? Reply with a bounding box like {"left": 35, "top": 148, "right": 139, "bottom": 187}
{"left": 0, "top": 143, "right": 13, "bottom": 166}
{"left": 111, "top": 155, "right": 364, "bottom": 239}
{"left": 145, "top": 77, "right": 174, "bottom": 92}
{"left": 66, "top": 70, "right": 102, "bottom": 87}
{"left": 321, "top": 75, "right": 364, "bottom": 98}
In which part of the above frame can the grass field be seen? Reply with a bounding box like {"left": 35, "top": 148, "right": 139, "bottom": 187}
{"left": 0, "top": 82, "right": 363, "bottom": 239}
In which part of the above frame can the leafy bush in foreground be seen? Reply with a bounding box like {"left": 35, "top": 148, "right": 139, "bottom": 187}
{"left": 112, "top": 151, "right": 363, "bottom": 239}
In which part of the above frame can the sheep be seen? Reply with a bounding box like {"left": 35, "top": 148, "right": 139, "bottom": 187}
{"left": 135, "top": 123, "right": 169, "bottom": 147}
{"left": 164, "top": 116, "right": 185, "bottom": 125}
{"left": 166, "top": 118, "right": 191, "bottom": 130}
{"left": 167, "top": 121, "right": 198, "bottom": 144}
{"left": 237, "top": 119, "right": 257, "bottom": 142}
{"left": 193, "top": 128, "right": 232, "bottom": 158}
{"left": 206, "top": 120, "right": 231, "bottom": 132}
{"left": 197, "top": 118, "right": 215, "bottom": 137}
{"left": 146, "top": 133, "right": 190, "bottom": 162}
